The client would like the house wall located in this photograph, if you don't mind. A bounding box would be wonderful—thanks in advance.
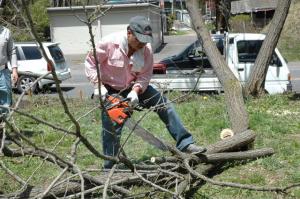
[47,3,162,55]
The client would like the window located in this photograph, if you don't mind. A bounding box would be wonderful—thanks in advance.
[270,53,282,67]
[237,40,263,63]
[48,45,65,62]
[22,46,42,60]
[215,38,224,55]
[190,38,224,57]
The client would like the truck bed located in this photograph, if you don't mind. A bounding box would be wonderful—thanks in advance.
[150,71,223,93]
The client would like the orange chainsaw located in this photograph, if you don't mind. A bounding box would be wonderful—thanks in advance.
[105,95,132,125]
[104,94,167,151]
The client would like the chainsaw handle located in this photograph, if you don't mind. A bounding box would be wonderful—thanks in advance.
[105,95,131,110]
[106,95,130,102]
[104,94,144,111]
[119,97,130,103]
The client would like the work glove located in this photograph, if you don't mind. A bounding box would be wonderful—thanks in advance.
[94,85,108,101]
[127,90,139,107]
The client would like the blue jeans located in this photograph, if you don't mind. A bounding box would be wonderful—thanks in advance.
[0,69,12,118]
[102,85,194,168]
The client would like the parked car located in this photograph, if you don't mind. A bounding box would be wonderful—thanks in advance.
[10,42,71,93]
[153,34,224,74]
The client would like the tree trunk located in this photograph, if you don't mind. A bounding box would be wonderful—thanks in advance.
[215,0,223,30]
[245,0,292,97]
[186,0,249,133]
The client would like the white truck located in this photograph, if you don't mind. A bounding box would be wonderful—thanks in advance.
[151,33,292,94]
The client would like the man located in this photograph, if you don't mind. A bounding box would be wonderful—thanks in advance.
[85,16,206,169]
[0,11,18,120]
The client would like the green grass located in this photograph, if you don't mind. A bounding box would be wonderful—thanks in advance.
[278,0,300,61]
[278,37,300,61]
[1,93,300,198]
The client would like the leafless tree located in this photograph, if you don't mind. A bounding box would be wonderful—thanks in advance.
[187,0,249,133]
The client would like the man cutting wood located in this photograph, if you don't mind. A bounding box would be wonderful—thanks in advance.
[85,16,206,169]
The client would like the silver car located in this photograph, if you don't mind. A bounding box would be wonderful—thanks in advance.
[12,42,71,93]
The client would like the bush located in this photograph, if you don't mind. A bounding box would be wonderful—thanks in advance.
[166,13,176,32]
[3,0,50,41]
[229,14,257,33]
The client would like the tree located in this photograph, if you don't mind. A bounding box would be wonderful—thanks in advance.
[187,0,249,133]
[203,0,292,97]
[2,0,50,41]
[245,0,292,97]
[217,0,231,31]
[185,0,296,195]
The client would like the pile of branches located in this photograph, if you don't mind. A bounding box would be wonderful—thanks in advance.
[2,123,295,199]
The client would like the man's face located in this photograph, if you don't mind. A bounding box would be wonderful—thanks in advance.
[127,30,147,51]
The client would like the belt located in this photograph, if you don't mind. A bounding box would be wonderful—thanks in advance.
[0,64,8,71]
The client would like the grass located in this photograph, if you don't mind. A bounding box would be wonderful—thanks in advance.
[276,0,300,61]
[1,92,300,198]
[278,36,300,61]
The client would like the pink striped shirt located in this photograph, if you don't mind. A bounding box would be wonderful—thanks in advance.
[85,31,153,93]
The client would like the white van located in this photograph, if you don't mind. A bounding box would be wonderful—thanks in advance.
[151,33,292,94]
[12,42,71,93]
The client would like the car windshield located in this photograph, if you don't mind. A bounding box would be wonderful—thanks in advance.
[48,45,65,62]
[174,41,200,58]
[181,36,224,58]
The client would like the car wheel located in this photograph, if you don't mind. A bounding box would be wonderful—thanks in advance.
[17,75,37,93]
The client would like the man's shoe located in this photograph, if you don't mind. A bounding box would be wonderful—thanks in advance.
[184,144,207,154]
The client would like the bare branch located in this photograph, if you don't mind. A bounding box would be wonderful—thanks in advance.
[0,160,27,186]
[16,0,81,138]
[8,108,76,136]
[133,166,180,198]
[183,159,294,193]
[37,167,69,199]
[103,164,117,199]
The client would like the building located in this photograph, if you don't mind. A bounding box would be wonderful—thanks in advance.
[231,0,278,27]
[204,0,217,21]
[47,3,162,55]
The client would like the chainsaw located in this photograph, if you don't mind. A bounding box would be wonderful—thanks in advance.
[104,94,167,151]
[105,95,132,125]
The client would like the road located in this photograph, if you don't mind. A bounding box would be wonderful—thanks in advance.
[46,33,300,98]
[288,62,300,92]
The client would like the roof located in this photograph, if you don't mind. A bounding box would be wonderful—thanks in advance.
[47,3,157,12]
[231,0,278,14]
